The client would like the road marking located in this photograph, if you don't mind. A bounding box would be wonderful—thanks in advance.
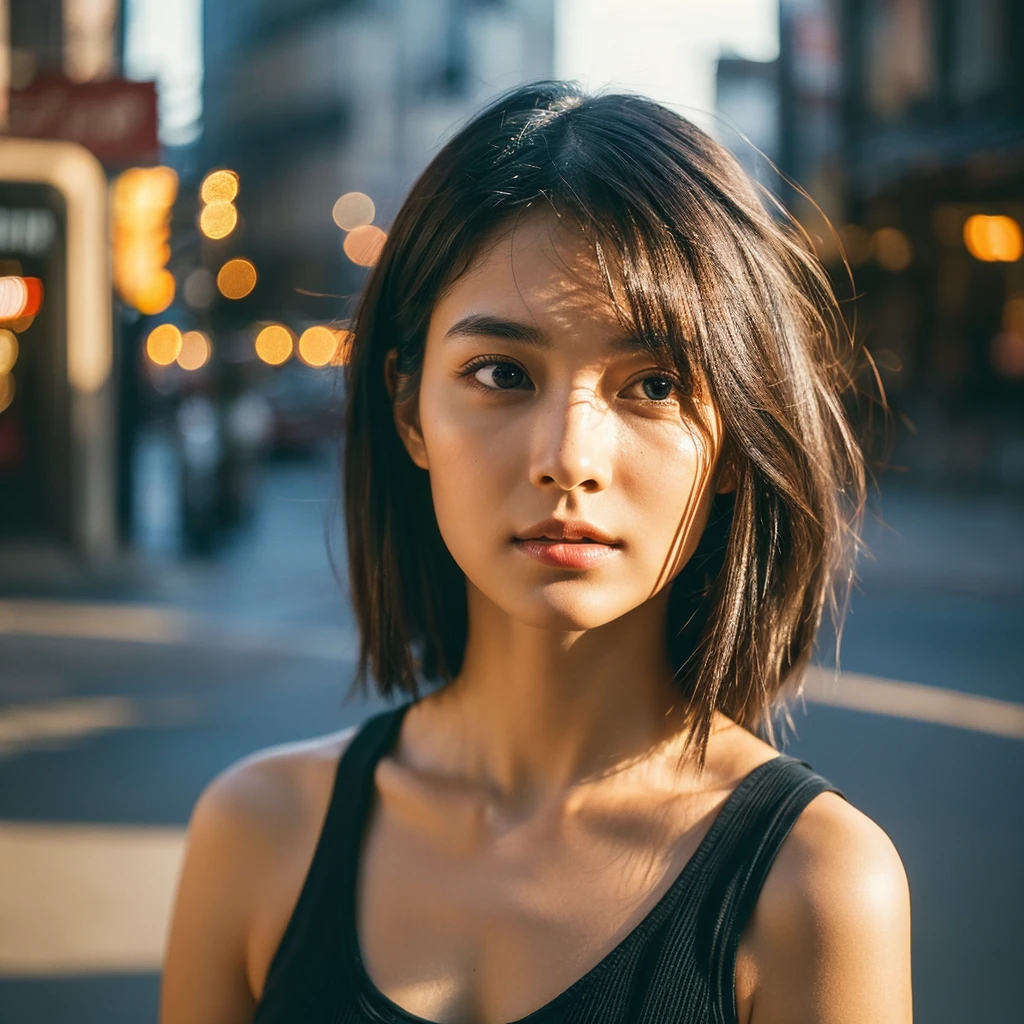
[1,599,1022,740]
[0,696,202,759]
[802,667,1024,741]
[0,597,354,660]
[0,822,185,975]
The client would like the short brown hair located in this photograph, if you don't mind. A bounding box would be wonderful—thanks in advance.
[341,81,867,765]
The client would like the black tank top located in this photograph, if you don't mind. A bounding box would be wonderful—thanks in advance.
[252,701,844,1024]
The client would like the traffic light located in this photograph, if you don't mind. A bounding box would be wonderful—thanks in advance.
[0,137,116,557]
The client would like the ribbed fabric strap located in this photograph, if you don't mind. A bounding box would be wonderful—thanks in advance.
[699,757,845,1024]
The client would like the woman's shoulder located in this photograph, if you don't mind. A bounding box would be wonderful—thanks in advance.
[735,783,913,1023]
[191,726,359,838]
[165,727,361,1013]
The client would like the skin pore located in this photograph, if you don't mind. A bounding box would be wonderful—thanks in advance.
[159,207,912,1024]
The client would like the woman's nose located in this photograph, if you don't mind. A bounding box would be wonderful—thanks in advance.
[528,388,613,493]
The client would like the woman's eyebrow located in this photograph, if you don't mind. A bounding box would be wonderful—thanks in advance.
[444,313,549,347]
[443,313,651,354]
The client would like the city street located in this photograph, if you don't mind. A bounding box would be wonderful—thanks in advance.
[1,451,1022,1024]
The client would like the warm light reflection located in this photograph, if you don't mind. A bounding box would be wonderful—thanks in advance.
[217,258,257,299]
[298,326,339,367]
[0,373,14,413]
[344,225,387,267]
[177,331,212,371]
[255,325,294,365]
[200,202,238,240]
[146,324,183,366]
[872,227,912,272]
[0,330,18,375]
[200,170,239,205]
[332,192,376,231]
[964,215,1024,262]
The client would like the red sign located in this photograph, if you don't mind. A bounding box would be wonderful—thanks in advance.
[8,76,159,168]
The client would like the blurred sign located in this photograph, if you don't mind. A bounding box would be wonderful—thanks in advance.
[8,76,158,167]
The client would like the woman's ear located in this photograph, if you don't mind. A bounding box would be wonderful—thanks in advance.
[385,347,430,471]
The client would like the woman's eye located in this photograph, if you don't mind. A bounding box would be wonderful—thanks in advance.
[635,375,678,402]
[466,359,530,391]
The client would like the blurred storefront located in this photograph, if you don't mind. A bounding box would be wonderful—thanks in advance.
[777,0,1024,491]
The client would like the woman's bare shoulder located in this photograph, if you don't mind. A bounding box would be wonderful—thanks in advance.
[193,726,359,836]
[160,727,360,1023]
[737,789,913,1024]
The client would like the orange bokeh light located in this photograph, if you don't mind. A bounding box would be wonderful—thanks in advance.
[200,202,238,240]
[200,170,239,205]
[134,268,176,316]
[298,326,339,367]
[343,225,387,267]
[255,325,294,366]
[964,215,1024,262]
[146,324,183,366]
[217,258,258,299]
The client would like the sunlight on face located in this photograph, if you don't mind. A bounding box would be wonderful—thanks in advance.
[399,210,730,631]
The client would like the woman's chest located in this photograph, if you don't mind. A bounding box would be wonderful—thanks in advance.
[355,790,721,1024]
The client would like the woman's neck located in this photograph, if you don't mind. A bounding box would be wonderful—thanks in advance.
[408,582,708,811]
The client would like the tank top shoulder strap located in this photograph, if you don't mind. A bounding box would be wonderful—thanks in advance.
[692,754,846,1024]
[255,701,412,1013]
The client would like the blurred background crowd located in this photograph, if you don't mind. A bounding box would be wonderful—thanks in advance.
[0,1,1021,1022]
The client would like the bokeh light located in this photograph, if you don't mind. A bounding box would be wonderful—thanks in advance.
[146,323,183,366]
[183,267,216,310]
[873,227,913,272]
[217,258,258,300]
[0,276,43,319]
[0,373,14,413]
[963,215,1023,263]
[134,268,176,315]
[839,224,872,266]
[200,202,238,240]
[332,192,376,231]
[255,324,294,366]
[0,329,18,375]
[200,170,239,205]
[343,225,387,267]
[298,326,339,367]
[7,314,34,333]
[177,330,212,371]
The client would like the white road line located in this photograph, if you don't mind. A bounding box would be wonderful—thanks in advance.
[802,667,1024,741]
[0,823,185,975]
[1,599,1022,740]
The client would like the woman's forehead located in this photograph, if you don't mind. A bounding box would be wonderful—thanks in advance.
[435,210,627,331]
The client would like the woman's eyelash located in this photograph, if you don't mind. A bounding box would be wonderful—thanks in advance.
[458,356,686,402]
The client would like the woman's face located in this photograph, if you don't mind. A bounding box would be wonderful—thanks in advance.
[392,210,733,631]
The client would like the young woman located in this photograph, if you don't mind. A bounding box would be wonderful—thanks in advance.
[161,82,912,1024]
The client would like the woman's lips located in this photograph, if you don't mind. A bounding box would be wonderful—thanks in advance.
[512,538,621,569]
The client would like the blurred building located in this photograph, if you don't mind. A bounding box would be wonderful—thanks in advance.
[715,54,780,189]
[200,0,556,323]
[778,0,1024,490]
